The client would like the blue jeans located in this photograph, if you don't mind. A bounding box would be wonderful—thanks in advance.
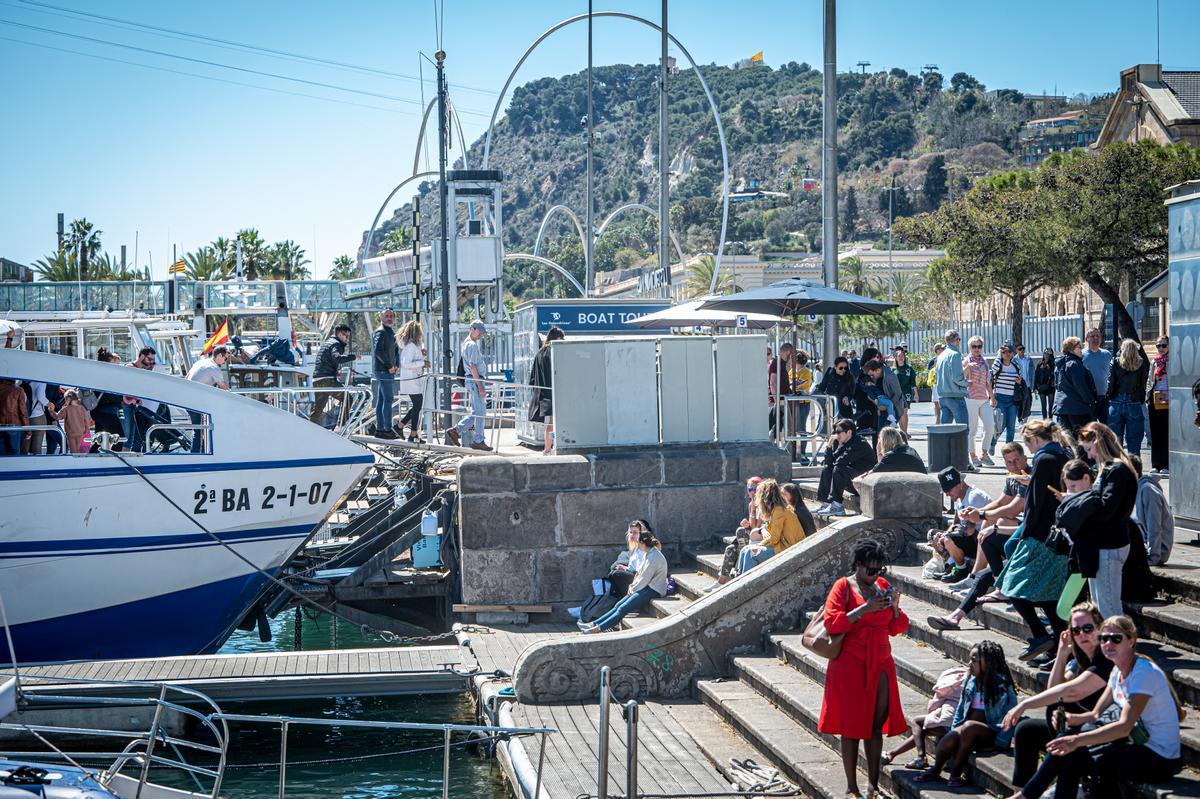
[736,545,775,575]
[592,587,662,631]
[939,396,968,424]
[996,395,1018,444]
[189,410,206,453]
[373,371,395,433]
[454,384,487,444]
[121,405,145,452]
[0,430,20,455]
[1108,397,1145,454]
[1089,544,1129,622]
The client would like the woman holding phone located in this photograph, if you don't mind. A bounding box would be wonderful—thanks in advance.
[818,540,910,799]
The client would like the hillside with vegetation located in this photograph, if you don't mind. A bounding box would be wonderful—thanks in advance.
[372,62,1111,298]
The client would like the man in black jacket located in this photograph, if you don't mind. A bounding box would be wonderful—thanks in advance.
[371,309,400,438]
[309,324,355,425]
[815,419,877,517]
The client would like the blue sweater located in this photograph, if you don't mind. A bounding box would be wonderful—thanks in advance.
[1052,353,1097,416]
[935,345,968,399]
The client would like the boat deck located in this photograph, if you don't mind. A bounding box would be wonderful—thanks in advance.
[7,645,466,701]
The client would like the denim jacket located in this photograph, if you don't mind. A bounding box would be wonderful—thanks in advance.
[950,674,1019,748]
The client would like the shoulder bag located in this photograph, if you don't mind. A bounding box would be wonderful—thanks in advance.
[802,578,851,660]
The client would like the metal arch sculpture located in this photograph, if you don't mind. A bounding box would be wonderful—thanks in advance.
[481,11,731,295]
[358,171,438,271]
[503,253,587,297]
[412,98,472,176]
[532,205,587,258]
[595,202,686,265]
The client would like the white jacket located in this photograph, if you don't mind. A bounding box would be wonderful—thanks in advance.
[397,341,426,395]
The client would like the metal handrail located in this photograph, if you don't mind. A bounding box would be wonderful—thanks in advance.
[0,423,66,451]
[776,393,838,461]
[234,385,373,437]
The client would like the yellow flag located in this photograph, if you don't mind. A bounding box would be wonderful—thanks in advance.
[750,51,763,63]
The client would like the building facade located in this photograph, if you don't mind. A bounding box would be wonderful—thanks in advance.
[1094,64,1200,148]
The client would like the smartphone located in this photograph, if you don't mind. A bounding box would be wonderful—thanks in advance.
[1047,484,1064,497]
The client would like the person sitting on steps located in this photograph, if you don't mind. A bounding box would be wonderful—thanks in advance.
[579,526,668,634]
[881,664,968,771]
[814,419,877,518]
[915,641,1018,788]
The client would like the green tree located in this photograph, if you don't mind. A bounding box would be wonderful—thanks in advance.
[949,72,982,92]
[33,251,76,281]
[184,247,231,281]
[264,240,310,280]
[843,187,859,240]
[329,254,357,281]
[1037,141,1200,342]
[895,172,1070,346]
[838,256,877,296]
[922,155,948,209]
[378,227,412,255]
[235,229,267,280]
[64,218,101,280]
[686,255,741,297]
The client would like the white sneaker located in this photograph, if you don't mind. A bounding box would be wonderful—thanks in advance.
[826,502,847,517]
[948,574,978,593]
[703,583,722,594]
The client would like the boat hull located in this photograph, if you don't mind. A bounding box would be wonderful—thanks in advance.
[0,457,371,664]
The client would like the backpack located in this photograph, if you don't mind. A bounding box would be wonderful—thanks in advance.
[80,389,101,412]
[579,586,621,623]
[455,356,466,387]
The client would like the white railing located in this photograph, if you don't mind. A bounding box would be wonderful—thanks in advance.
[233,385,373,438]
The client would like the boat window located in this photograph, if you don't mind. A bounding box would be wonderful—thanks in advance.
[28,331,78,358]
[84,328,133,363]
[0,375,212,457]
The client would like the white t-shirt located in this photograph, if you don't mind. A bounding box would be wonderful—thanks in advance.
[1109,657,1181,760]
[955,486,992,515]
[186,357,225,387]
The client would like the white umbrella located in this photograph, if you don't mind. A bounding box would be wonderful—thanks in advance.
[624,298,791,330]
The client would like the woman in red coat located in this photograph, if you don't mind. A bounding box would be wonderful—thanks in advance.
[819,539,910,799]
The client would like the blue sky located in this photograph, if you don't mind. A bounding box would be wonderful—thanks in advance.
[2,0,1197,279]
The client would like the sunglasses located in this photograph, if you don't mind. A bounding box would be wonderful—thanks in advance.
[970,345,982,349]
[1157,344,1168,349]
[835,366,847,372]
[864,566,887,577]
[1070,623,1095,636]
[1098,633,1126,644]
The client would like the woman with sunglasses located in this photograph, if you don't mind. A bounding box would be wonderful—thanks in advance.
[1008,616,1183,799]
[964,336,997,469]
[816,356,857,420]
[710,477,765,590]
[580,525,668,634]
[735,479,805,575]
[1002,603,1112,789]
[818,539,908,799]
[1149,337,1169,474]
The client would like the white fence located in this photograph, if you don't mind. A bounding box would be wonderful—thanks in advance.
[871,314,1086,357]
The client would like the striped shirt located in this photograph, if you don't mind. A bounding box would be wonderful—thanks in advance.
[992,361,1021,397]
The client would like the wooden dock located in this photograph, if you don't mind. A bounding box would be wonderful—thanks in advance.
[8,645,466,702]
[458,623,739,799]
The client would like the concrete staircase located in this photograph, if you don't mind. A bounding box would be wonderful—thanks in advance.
[626,507,1200,799]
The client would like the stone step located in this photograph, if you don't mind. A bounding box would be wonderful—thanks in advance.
[694,677,902,799]
[672,570,716,602]
[688,550,725,579]
[662,700,793,793]
[705,658,992,799]
[795,477,861,513]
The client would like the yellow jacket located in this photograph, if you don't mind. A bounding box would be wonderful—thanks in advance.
[761,505,806,552]
[792,365,813,395]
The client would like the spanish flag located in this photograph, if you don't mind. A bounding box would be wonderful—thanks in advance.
[750,51,763,63]
[202,320,230,355]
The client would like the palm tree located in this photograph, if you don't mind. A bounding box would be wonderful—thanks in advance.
[378,227,412,255]
[32,251,76,281]
[838,256,878,297]
[211,236,235,274]
[87,252,140,281]
[329,254,357,281]
[264,240,310,280]
[184,247,231,281]
[686,255,741,297]
[64,218,102,280]
[235,229,267,280]
[886,270,925,307]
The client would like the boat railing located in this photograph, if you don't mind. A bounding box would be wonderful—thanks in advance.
[0,424,66,450]
[1,677,230,799]
[144,422,213,454]
[232,385,373,438]
[206,712,555,799]
[384,371,537,450]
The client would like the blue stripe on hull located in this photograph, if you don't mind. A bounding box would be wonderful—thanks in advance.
[1,570,275,665]
[0,453,373,481]
[0,523,314,556]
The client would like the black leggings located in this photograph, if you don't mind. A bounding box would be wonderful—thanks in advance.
[957,529,1011,616]
[399,393,423,429]
[1023,740,1181,799]
[817,464,861,504]
[1039,392,1052,419]
[1011,598,1066,641]
[1012,717,1054,787]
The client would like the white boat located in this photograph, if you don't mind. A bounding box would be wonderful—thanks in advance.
[0,348,374,664]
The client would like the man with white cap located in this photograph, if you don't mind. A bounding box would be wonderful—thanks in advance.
[446,320,492,451]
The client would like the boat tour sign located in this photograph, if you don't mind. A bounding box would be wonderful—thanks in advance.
[534,302,670,333]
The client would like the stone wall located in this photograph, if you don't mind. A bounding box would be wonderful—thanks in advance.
[511,472,943,702]
[456,443,791,608]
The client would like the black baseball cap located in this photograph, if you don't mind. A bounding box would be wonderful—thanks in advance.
[938,467,963,493]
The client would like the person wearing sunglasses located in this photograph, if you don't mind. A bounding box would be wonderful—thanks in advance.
[1008,615,1183,799]
[1002,603,1111,790]
[818,539,908,799]
[1148,337,1169,474]
[814,419,877,517]
[815,355,857,420]
[709,477,765,590]
[963,336,997,469]
[1052,336,1098,440]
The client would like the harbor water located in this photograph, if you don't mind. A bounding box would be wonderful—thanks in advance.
[207,614,508,798]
